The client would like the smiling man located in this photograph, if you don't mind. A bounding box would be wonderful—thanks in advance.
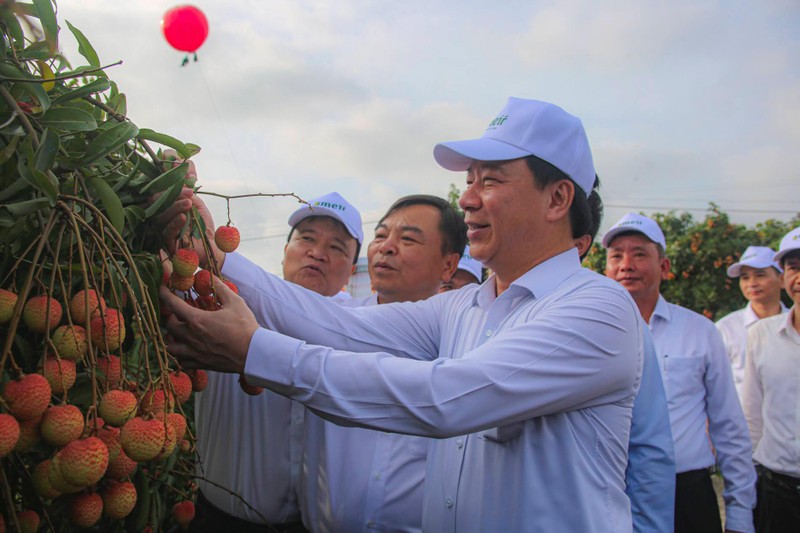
[603,213,756,533]
[161,97,643,532]
[192,192,362,533]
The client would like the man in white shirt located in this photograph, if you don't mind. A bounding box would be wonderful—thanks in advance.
[439,245,483,292]
[603,213,756,533]
[716,246,785,398]
[161,97,643,532]
[299,194,465,533]
[742,226,800,533]
[192,192,363,533]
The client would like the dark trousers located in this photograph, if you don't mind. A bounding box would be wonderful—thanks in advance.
[189,491,308,533]
[754,465,800,533]
[674,468,723,533]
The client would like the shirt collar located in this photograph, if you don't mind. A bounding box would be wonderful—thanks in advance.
[744,301,789,326]
[651,294,672,323]
[777,306,798,336]
[474,248,582,308]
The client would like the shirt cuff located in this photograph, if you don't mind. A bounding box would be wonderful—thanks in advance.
[243,328,303,392]
[724,504,755,533]
[220,251,252,282]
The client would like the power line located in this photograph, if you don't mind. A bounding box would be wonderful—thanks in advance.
[604,204,798,215]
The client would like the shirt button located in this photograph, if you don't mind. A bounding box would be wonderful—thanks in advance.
[445,498,454,508]
[456,439,464,449]
[485,329,492,337]
[374,473,381,480]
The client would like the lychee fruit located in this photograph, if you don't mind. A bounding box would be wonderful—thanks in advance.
[0,288,18,324]
[140,388,175,416]
[16,510,40,533]
[59,436,109,487]
[41,356,77,395]
[215,225,240,253]
[96,354,122,387]
[170,272,195,292]
[172,500,196,530]
[51,324,88,361]
[97,426,121,461]
[69,289,106,325]
[120,417,167,462]
[22,295,62,333]
[90,308,126,351]
[102,480,138,519]
[169,371,193,405]
[155,419,178,460]
[173,249,199,277]
[106,446,137,480]
[2,373,51,421]
[0,413,20,457]
[48,452,84,494]
[69,492,103,527]
[239,374,264,396]
[223,279,239,294]
[32,459,61,499]
[41,404,84,447]
[193,269,213,297]
[188,369,208,392]
[99,390,138,427]
[14,416,42,452]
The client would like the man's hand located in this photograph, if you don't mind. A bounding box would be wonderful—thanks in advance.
[160,275,258,373]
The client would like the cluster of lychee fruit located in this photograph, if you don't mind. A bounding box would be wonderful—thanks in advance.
[0,284,208,529]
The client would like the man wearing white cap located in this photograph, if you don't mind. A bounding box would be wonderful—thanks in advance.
[162,97,643,532]
[440,245,483,292]
[716,246,786,399]
[603,212,756,533]
[192,192,362,532]
[742,226,800,532]
[299,194,465,533]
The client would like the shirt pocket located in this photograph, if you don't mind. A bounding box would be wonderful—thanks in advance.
[663,356,704,404]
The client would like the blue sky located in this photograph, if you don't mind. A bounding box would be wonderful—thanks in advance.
[56,0,800,273]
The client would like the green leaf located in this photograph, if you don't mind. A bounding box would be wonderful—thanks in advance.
[31,0,59,52]
[139,162,188,194]
[0,136,21,166]
[65,20,101,68]
[19,40,53,60]
[77,120,138,166]
[18,161,57,204]
[0,8,25,48]
[0,197,51,216]
[88,176,124,233]
[38,106,98,131]
[0,63,51,112]
[137,128,194,159]
[34,128,59,172]
[143,179,183,219]
[124,205,146,226]
[51,78,110,105]
[184,143,202,157]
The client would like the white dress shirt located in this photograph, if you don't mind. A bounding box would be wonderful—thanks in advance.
[300,293,429,533]
[742,307,800,478]
[223,249,643,533]
[648,296,756,533]
[716,303,787,398]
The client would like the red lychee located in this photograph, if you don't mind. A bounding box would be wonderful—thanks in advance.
[22,295,62,333]
[96,354,122,387]
[106,446,137,480]
[172,500,196,530]
[31,459,61,499]
[42,356,77,395]
[51,324,88,361]
[14,416,42,452]
[59,437,109,487]
[90,308,126,351]
[172,249,199,277]
[41,404,84,447]
[102,480,138,519]
[69,492,103,527]
[99,390,138,427]
[170,272,195,292]
[0,413,20,457]
[16,510,40,533]
[0,288,18,324]
[2,373,51,421]
[169,371,193,405]
[120,417,167,462]
[69,289,106,325]
[140,388,175,416]
[193,269,213,297]
[223,279,239,294]
[187,369,208,392]
[47,452,84,494]
[215,225,240,253]
[238,374,264,396]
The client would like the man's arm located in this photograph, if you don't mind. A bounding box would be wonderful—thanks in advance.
[703,323,756,533]
[626,326,676,533]
[741,326,764,449]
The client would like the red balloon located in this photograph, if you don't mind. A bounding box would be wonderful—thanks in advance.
[161,5,209,53]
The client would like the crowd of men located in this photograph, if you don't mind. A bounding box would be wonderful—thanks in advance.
[157,97,800,533]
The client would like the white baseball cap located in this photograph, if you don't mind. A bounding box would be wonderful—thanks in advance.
[773,226,800,265]
[288,192,364,245]
[727,245,782,277]
[433,97,596,195]
[456,246,483,282]
[601,213,667,250]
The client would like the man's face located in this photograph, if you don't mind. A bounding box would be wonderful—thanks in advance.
[457,159,551,276]
[782,255,800,306]
[605,233,670,303]
[439,269,480,293]
[738,266,783,306]
[282,217,357,297]
[367,204,458,303]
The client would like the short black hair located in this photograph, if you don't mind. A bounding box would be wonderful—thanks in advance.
[781,249,800,268]
[524,155,599,241]
[287,215,361,264]
[379,195,467,257]
[579,175,603,261]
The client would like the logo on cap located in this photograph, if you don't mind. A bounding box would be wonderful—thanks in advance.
[619,220,643,227]
[486,114,509,131]
[314,201,346,212]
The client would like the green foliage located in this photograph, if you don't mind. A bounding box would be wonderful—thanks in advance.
[584,204,800,320]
